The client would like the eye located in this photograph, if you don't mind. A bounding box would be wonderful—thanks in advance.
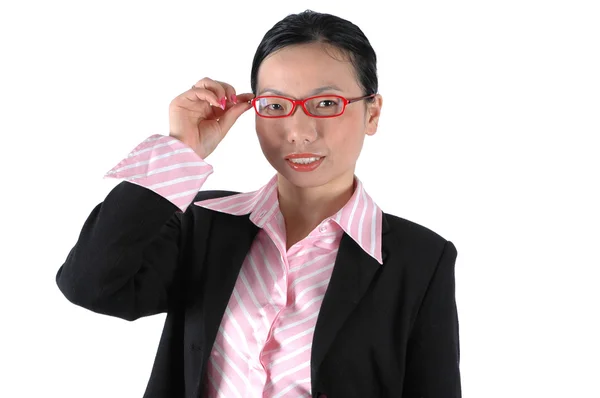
[268,104,283,110]
[317,99,338,108]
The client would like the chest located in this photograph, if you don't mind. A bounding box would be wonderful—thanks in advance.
[202,226,345,396]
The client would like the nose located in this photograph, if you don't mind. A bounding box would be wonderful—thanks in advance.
[285,105,318,144]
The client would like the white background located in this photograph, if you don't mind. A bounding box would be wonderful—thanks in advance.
[1,0,598,397]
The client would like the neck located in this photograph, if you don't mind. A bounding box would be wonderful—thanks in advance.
[277,171,356,249]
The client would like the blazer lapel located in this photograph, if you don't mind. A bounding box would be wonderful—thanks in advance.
[310,214,391,386]
[187,212,259,396]
[201,212,259,354]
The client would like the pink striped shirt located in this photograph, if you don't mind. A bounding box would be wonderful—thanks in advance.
[104,134,383,397]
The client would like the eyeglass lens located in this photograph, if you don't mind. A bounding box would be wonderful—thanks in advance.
[256,96,344,117]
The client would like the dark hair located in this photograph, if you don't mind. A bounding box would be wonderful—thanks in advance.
[250,10,378,99]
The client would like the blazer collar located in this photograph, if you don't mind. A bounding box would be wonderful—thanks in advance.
[193,174,384,264]
[192,210,393,397]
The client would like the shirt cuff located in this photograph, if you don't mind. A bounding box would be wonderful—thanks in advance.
[103,134,213,212]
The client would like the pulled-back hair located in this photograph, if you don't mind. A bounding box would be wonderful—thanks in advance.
[250,10,378,99]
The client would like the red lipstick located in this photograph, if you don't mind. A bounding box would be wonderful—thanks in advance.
[285,153,325,172]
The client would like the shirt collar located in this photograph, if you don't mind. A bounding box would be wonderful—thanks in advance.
[193,175,383,264]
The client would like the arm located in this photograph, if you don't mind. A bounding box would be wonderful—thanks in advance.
[55,134,212,321]
[403,240,462,397]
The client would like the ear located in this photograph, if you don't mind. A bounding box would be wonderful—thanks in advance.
[365,94,383,136]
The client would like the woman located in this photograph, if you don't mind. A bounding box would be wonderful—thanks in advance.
[56,9,461,398]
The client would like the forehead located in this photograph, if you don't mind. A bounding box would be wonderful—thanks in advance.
[256,42,361,96]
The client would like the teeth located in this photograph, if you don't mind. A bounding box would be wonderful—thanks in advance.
[289,157,321,164]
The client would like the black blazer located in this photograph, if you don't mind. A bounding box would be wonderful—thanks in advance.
[56,181,461,398]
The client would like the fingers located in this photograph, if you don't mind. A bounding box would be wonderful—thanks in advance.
[235,93,255,104]
[214,80,238,105]
[184,86,221,109]
[192,77,239,109]
[217,93,254,133]
[182,77,255,138]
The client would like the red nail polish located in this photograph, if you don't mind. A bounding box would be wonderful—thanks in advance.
[220,97,226,109]
[231,94,237,104]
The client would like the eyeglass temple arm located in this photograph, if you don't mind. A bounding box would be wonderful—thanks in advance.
[347,93,376,103]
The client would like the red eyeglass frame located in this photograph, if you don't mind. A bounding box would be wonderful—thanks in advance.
[250,93,376,118]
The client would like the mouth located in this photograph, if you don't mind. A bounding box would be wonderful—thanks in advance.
[284,154,325,172]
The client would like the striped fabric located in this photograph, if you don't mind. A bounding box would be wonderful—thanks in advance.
[103,134,213,212]
[104,134,383,397]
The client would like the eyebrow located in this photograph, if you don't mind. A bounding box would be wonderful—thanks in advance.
[258,85,344,98]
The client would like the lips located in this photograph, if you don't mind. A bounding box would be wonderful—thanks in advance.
[284,153,325,172]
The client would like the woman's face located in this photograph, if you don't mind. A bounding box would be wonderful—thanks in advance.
[255,42,382,191]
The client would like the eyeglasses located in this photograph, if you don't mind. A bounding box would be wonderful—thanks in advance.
[251,94,376,118]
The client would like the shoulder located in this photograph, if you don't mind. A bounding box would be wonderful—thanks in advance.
[382,211,452,255]
[380,213,457,289]
[193,189,240,201]
[178,190,242,221]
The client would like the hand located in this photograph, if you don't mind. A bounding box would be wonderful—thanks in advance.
[168,77,254,159]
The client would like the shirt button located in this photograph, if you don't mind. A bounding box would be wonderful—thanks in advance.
[258,210,267,218]
[319,224,327,233]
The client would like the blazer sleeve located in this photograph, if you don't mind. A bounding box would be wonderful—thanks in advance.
[55,181,188,321]
[403,240,461,397]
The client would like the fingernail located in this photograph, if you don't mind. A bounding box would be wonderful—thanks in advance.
[220,97,226,110]
[231,94,237,104]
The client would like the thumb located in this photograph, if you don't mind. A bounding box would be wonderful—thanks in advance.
[217,93,254,133]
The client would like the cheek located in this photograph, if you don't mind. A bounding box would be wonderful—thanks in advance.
[255,123,280,159]
[325,117,365,155]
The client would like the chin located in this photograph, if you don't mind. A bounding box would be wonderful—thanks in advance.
[279,170,330,188]
[270,162,327,188]
[275,163,351,191]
